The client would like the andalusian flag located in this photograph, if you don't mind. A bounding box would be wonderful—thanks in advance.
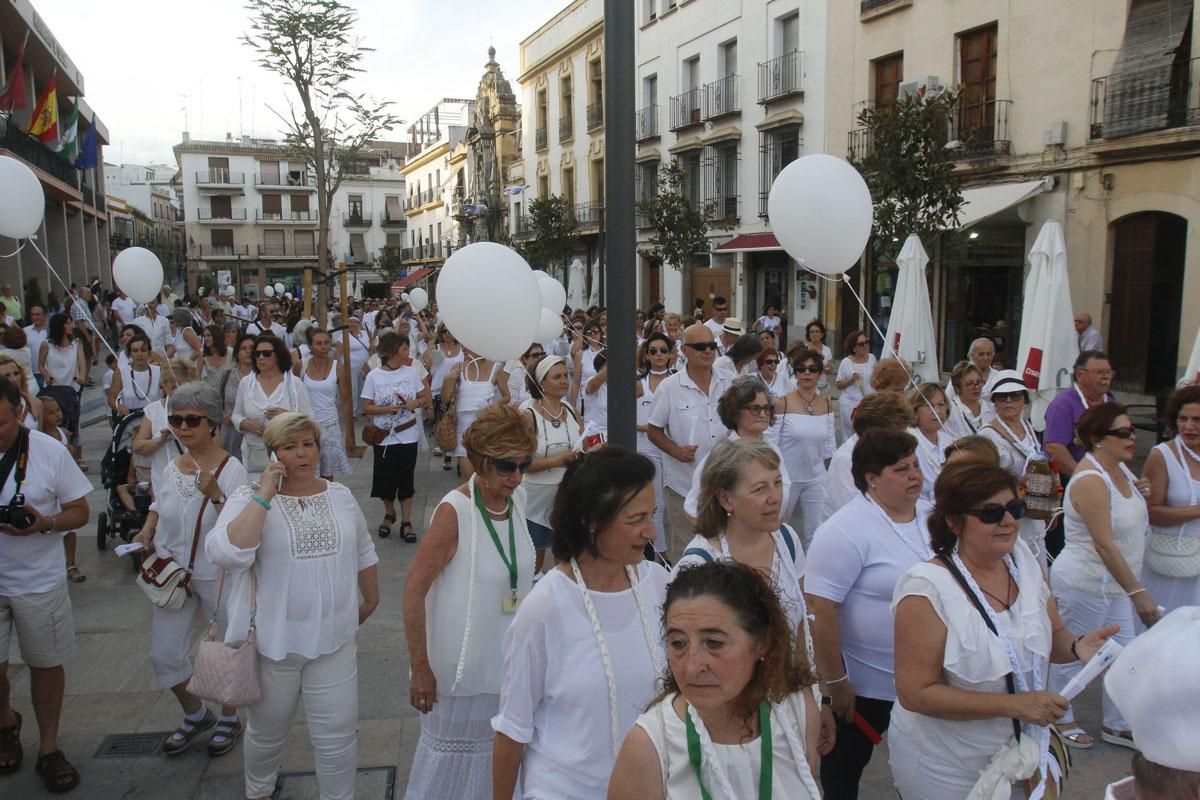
[57,99,79,161]
[27,73,59,145]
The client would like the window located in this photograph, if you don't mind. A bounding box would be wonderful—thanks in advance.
[261,194,282,218]
[676,149,703,209]
[873,52,904,112]
[291,194,310,214]
[561,75,575,141]
[779,12,800,56]
[636,160,659,205]
[589,59,603,105]
[592,157,605,205]
[957,24,998,139]
[210,196,232,219]
[207,157,229,181]
[683,56,700,93]
[286,168,306,187]
[644,74,658,107]
[294,230,315,255]
[350,233,367,261]
[211,229,234,254]
[538,174,550,199]
[758,124,801,218]
[562,166,575,206]
[386,233,402,249]
[385,195,401,221]
[260,161,281,184]
[720,40,738,78]
[262,229,285,255]
[643,0,657,24]
[704,142,739,220]
[348,194,364,222]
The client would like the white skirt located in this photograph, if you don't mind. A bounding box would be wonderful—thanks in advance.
[316,414,353,477]
[404,692,499,800]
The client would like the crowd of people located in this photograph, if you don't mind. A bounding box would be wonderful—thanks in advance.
[0,280,1197,800]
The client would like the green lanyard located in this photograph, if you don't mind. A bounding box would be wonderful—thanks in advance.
[474,486,517,593]
[685,702,773,800]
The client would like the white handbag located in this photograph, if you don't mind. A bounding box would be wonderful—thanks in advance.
[187,568,261,707]
[1145,442,1200,578]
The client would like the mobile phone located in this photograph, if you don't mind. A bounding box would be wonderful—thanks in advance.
[269,452,283,491]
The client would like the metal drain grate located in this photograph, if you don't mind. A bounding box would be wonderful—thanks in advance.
[275,766,396,799]
[94,732,169,758]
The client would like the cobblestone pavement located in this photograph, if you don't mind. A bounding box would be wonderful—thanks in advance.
[0,381,1141,799]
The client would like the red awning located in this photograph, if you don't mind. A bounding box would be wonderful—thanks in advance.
[714,233,782,253]
[392,268,433,291]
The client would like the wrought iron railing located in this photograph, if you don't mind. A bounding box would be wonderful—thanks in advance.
[192,244,249,258]
[535,127,548,151]
[1090,57,1199,139]
[847,127,874,162]
[198,208,248,221]
[758,126,802,218]
[195,170,244,185]
[670,88,703,131]
[704,75,740,119]
[587,101,604,130]
[257,210,317,222]
[947,98,1012,157]
[758,51,803,103]
[636,105,660,140]
[559,114,573,143]
[342,213,371,227]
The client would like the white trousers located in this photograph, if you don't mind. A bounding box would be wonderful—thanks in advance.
[639,449,668,553]
[1046,578,1133,731]
[783,478,826,550]
[150,577,225,689]
[244,640,359,800]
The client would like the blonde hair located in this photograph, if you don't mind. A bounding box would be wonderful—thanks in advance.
[871,357,911,393]
[695,438,782,538]
[0,355,29,389]
[167,357,194,385]
[263,411,323,453]
[463,404,538,472]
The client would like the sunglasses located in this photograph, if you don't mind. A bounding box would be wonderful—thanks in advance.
[685,342,720,352]
[254,350,276,359]
[794,364,822,374]
[855,340,869,347]
[168,414,207,429]
[992,392,1024,403]
[526,352,546,359]
[965,499,1027,524]
[762,359,779,366]
[1106,426,1136,440]
[493,455,534,475]
[647,347,671,355]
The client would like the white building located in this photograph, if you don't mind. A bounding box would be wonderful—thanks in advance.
[104,162,180,218]
[328,142,409,296]
[636,0,828,331]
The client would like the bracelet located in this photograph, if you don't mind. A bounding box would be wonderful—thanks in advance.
[43,514,57,534]
[251,495,271,511]
[1070,636,1082,661]
[1127,587,1146,597]
[825,674,850,686]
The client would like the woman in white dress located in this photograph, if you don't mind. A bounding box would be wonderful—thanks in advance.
[429,325,463,470]
[108,334,161,417]
[300,329,352,480]
[231,334,312,480]
[402,405,538,799]
[611,559,821,799]
[891,460,1117,800]
[907,382,954,503]
[443,348,509,481]
[636,334,675,557]
[39,313,86,443]
[196,324,231,395]
[804,319,835,392]
[132,383,249,757]
[944,361,990,439]
[772,349,836,546]
[167,308,201,364]
[221,333,255,457]
[757,348,793,401]
[206,412,379,800]
[582,350,610,436]
[492,447,669,800]
[1048,402,1160,750]
[1141,385,1200,614]
[345,315,373,418]
[835,329,876,443]
[571,318,605,410]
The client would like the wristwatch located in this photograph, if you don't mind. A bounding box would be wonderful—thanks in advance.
[820,695,833,707]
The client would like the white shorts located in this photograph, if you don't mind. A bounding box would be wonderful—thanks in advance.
[0,582,77,668]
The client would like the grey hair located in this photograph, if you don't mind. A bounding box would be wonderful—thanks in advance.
[695,438,782,538]
[171,307,193,327]
[717,375,773,430]
[168,381,223,430]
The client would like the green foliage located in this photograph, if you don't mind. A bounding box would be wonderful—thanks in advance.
[376,245,406,283]
[851,91,965,255]
[637,162,713,270]
[197,274,218,294]
[521,195,579,278]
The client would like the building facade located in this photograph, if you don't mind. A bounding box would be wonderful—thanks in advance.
[329,141,409,297]
[105,162,185,283]
[827,0,1200,391]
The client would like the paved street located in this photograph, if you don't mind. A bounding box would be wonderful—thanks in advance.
[0,383,1143,799]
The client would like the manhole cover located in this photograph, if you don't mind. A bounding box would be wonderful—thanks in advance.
[275,766,396,799]
[94,732,169,758]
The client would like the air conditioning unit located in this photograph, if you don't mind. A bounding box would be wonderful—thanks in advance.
[898,76,945,101]
[1042,121,1067,146]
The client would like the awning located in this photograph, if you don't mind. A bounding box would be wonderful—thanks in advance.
[714,233,782,253]
[392,268,433,291]
[955,177,1054,230]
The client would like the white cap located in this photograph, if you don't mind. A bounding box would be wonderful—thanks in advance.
[1104,606,1200,771]
[986,369,1027,398]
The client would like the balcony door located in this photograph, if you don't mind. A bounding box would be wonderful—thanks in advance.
[873,52,903,112]
[260,161,281,184]
[958,25,998,140]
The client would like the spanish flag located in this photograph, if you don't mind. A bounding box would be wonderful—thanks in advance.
[28,73,59,145]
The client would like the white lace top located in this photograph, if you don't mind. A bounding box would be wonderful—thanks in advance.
[149,457,250,581]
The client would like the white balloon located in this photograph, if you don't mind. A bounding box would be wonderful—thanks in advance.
[274,282,285,295]
[264,285,276,297]
[437,242,540,362]
[0,156,45,239]
[400,292,410,303]
[537,274,567,313]
[224,285,236,296]
[408,287,429,313]
[767,154,874,276]
[536,307,563,342]
[285,292,293,300]
[112,247,165,304]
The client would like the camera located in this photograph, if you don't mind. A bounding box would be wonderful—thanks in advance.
[0,493,36,530]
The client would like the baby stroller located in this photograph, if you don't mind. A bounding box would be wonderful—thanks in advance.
[97,409,151,567]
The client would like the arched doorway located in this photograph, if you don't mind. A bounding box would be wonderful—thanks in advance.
[1108,212,1188,393]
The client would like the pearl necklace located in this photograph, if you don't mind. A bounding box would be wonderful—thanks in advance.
[649,368,671,376]
[539,399,566,429]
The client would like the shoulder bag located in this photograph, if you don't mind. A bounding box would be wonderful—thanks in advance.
[433,378,459,453]
[137,456,232,610]
[1145,441,1200,578]
[187,567,262,707]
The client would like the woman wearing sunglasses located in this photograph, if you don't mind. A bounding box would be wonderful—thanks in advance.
[891,461,1116,800]
[221,334,256,459]
[231,334,312,481]
[756,347,794,399]
[1047,402,1158,750]
[773,349,836,547]
[133,383,250,758]
[402,405,538,799]
[835,329,876,443]
[806,319,834,392]
[636,333,675,556]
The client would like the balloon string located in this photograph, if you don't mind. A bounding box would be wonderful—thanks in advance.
[0,240,27,258]
[26,239,120,361]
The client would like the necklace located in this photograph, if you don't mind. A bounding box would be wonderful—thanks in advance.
[474,485,519,613]
[794,389,818,415]
[539,399,566,429]
[865,493,932,562]
[969,563,1016,610]
[649,367,671,376]
[686,702,773,800]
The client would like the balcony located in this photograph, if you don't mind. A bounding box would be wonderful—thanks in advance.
[703,75,740,120]
[512,213,533,239]
[197,208,248,222]
[572,201,604,230]
[946,99,1012,158]
[670,88,703,131]
[587,101,604,131]
[192,244,250,259]
[380,211,406,228]
[847,127,874,162]
[559,114,574,143]
[0,115,78,190]
[342,212,372,228]
[535,127,548,151]
[1090,57,1200,140]
[256,210,318,223]
[344,251,373,267]
[194,171,245,191]
[258,242,317,259]
[255,173,315,190]
[758,51,804,104]
[405,242,445,261]
[636,105,660,141]
[404,190,438,213]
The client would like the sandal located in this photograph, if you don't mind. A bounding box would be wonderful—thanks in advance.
[442,456,452,471]
[378,514,396,538]
[163,708,216,755]
[1102,727,1137,750]
[400,522,417,543]
[34,749,80,793]
[207,717,243,757]
[66,565,86,583]
[1055,724,1094,749]
[0,710,22,774]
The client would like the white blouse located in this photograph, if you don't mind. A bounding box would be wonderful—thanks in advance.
[150,457,249,581]
[206,480,379,660]
[231,372,313,431]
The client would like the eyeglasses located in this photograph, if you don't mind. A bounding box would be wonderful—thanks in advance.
[794,364,822,374]
[254,350,276,359]
[526,352,546,360]
[743,404,772,416]
[965,499,1027,524]
[168,414,207,429]
[855,340,869,347]
[684,342,719,352]
[492,455,534,475]
[762,359,779,367]
[1083,369,1115,378]
[647,347,671,355]
[1106,426,1136,440]
[992,392,1024,403]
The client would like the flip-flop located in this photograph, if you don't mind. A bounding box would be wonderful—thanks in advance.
[1102,727,1136,750]
[1055,725,1094,749]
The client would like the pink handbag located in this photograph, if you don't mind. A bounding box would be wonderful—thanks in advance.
[187,569,262,707]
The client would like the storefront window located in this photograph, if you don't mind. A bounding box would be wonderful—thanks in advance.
[940,227,1025,370]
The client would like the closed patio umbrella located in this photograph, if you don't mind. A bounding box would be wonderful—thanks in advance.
[566,257,586,310]
[1181,325,1200,387]
[882,234,940,384]
[1016,220,1079,430]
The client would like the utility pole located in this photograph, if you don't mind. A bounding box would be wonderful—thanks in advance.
[338,262,359,455]
[604,0,635,449]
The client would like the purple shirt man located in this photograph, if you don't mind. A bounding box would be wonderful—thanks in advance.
[1044,350,1115,477]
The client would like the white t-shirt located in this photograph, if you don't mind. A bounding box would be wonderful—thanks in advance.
[821,435,859,522]
[360,365,424,446]
[805,493,933,701]
[0,430,94,596]
[246,320,286,341]
[683,433,792,519]
[132,313,171,355]
[23,325,48,374]
[646,368,734,496]
[112,295,137,326]
[492,561,669,800]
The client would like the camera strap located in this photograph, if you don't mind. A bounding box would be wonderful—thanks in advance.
[0,427,28,500]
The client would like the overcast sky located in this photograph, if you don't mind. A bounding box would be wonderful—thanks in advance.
[35,0,566,165]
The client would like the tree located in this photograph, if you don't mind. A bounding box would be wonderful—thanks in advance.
[376,245,405,284]
[850,90,965,255]
[637,162,713,270]
[520,195,578,281]
[242,0,400,310]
